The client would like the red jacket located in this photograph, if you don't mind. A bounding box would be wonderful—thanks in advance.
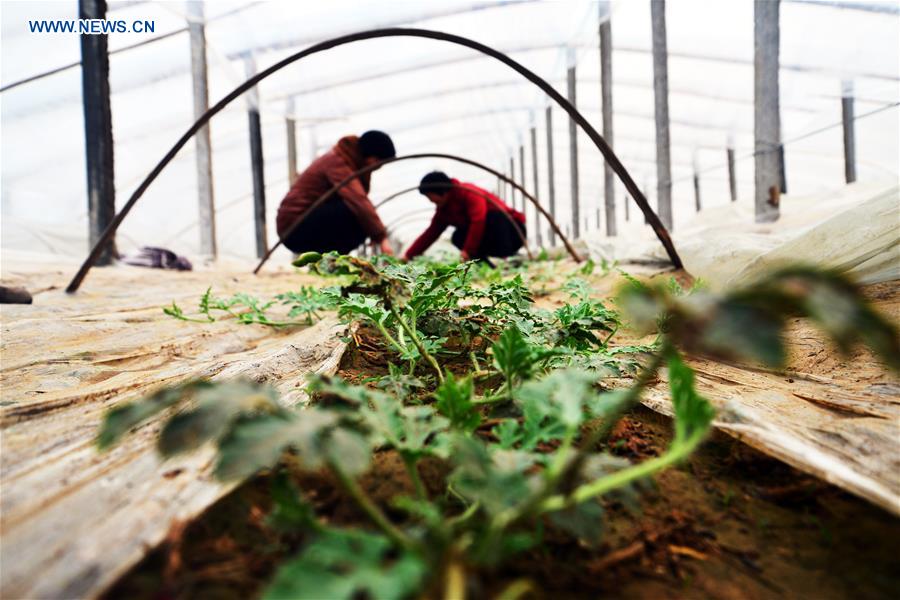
[404,180,525,259]
[276,136,387,242]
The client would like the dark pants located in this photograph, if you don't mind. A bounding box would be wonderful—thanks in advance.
[451,211,526,259]
[281,197,367,255]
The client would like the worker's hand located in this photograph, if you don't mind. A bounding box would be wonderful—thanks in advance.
[460,250,471,262]
[378,238,394,256]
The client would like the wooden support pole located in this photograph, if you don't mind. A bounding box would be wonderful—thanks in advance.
[530,125,542,247]
[754,0,782,222]
[727,140,737,201]
[509,156,516,210]
[79,0,116,265]
[567,61,580,239]
[651,0,673,231]
[286,97,298,186]
[187,1,216,257]
[518,142,526,233]
[545,106,557,246]
[841,80,857,183]
[600,5,616,236]
[244,54,268,258]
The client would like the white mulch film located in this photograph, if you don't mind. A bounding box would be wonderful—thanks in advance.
[1,0,898,268]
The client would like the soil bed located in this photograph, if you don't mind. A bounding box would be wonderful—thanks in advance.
[105,330,900,599]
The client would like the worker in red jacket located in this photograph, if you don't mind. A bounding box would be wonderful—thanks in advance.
[403,171,526,262]
[276,131,395,256]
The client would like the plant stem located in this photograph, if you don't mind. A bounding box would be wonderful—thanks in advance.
[469,351,481,373]
[391,306,444,384]
[443,559,466,600]
[402,454,428,501]
[374,320,408,356]
[495,579,535,600]
[539,429,706,512]
[329,459,417,552]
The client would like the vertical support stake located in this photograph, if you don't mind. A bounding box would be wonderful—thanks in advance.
[651,0,673,231]
[79,0,116,265]
[566,56,580,239]
[244,54,268,258]
[188,0,216,257]
[754,0,782,222]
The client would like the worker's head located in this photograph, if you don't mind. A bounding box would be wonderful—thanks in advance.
[419,171,454,206]
[358,130,396,169]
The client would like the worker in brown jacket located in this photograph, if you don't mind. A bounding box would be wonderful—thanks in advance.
[276,131,395,256]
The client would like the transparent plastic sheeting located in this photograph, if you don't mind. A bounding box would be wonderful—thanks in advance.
[584,181,900,288]
[1,0,898,265]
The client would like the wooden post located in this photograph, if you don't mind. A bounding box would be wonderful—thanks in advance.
[518,142,526,233]
[286,97,298,186]
[545,106,557,247]
[651,0,673,231]
[600,4,616,236]
[509,156,516,211]
[244,54,268,258]
[624,190,630,221]
[567,58,580,238]
[530,124,542,247]
[79,0,116,265]
[841,80,856,183]
[727,138,737,202]
[754,0,781,222]
[187,1,216,257]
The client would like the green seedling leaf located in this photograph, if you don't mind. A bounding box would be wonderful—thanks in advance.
[548,500,605,546]
[491,327,562,393]
[97,380,212,449]
[267,471,319,532]
[308,375,393,407]
[449,435,538,518]
[515,369,599,430]
[493,419,523,449]
[324,427,372,477]
[264,528,426,600]
[213,410,340,480]
[362,395,449,460]
[292,251,323,267]
[433,372,481,432]
[158,380,282,456]
[667,352,715,446]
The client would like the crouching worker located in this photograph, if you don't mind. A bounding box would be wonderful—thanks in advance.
[276,131,395,256]
[403,171,526,262]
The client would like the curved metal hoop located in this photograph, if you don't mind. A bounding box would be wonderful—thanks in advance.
[67,27,681,293]
[254,152,557,273]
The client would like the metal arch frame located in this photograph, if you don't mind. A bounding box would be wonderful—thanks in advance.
[255,152,555,273]
[67,27,681,293]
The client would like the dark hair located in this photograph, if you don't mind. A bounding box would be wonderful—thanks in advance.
[419,171,453,196]
[358,130,396,160]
